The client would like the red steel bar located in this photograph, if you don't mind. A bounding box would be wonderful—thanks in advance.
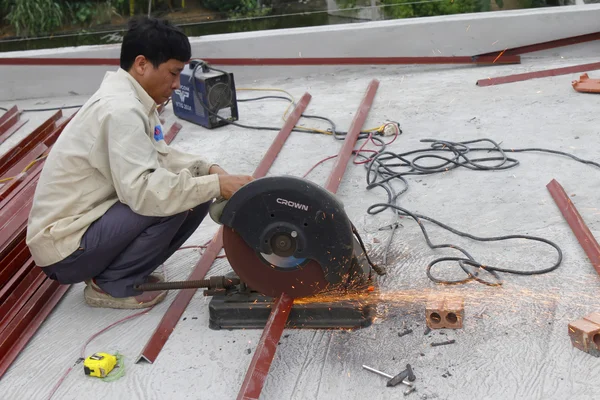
[0,110,76,378]
[479,31,600,57]
[0,142,47,188]
[547,179,600,275]
[0,110,61,177]
[0,260,43,335]
[236,79,380,400]
[0,106,28,145]
[0,277,69,378]
[0,106,18,125]
[202,56,521,66]
[0,242,31,290]
[236,294,294,400]
[0,183,37,259]
[0,55,521,66]
[136,92,313,364]
[43,114,75,148]
[476,61,600,87]
[324,79,380,193]
[0,160,45,203]
[0,106,18,132]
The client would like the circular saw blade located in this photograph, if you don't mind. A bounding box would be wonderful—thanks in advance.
[223,226,329,298]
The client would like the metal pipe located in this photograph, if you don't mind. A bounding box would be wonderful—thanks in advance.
[134,277,240,292]
[362,365,413,387]
[362,364,392,379]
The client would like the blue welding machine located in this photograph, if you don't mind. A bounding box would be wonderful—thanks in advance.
[172,60,239,129]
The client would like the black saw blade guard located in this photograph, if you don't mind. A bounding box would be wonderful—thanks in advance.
[220,175,355,286]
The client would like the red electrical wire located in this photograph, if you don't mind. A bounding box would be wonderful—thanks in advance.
[304,123,400,177]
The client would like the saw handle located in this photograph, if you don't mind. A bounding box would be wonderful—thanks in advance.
[209,197,228,224]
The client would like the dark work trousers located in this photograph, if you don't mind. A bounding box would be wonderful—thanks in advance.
[42,201,211,298]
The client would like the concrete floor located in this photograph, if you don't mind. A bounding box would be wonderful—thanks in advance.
[2,46,600,400]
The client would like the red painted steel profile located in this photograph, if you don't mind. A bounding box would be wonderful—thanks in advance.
[0,109,76,378]
[237,294,294,400]
[236,79,380,400]
[0,106,28,145]
[0,260,43,335]
[0,114,73,204]
[1,142,48,183]
[0,277,69,378]
[476,61,600,87]
[324,79,380,193]
[547,179,600,275]
[136,92,313,364]
[202,56,521,66]
[0,160,45,203]
[478,31,600,57]
[0,174,39,258]
[0,55,521,66]
[0,106,18,134]
[0,106,17,125]
[0,242,30,291]
[0,110,62,177]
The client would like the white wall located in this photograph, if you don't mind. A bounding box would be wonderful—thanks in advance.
[1,5,600,101]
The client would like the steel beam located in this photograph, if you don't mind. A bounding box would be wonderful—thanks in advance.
[0,106,28,146]
[0,110,75,378]
[201,56,521,66]
[0,277,69,378]
[476,61,600,87]
[0,160,44,203]
[0,241,31,292]
[0,55,521,66]
[0,259,43,335]
[324,79,380,193]
[136,92,313,364]
[478,31,600,57]
[0,111,61,178]
[236,294,294,400]
[547,179,600,276]
[236,80,379,400]
[0,142,48,185]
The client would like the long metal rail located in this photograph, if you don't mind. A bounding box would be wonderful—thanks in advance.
[547,179,600,276]
[236,79,380,400]
[0,56,521,66]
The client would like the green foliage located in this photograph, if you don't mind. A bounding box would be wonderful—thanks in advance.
[230,0,271,19]
[62,0,120,26]
[202,0,254,13]
[63,1,95,25]
[380,0,483,19]
[3,0,64,37]
[335,0,358,8]
[516,0,547,7]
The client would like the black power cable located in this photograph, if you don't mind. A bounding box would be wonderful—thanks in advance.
[350,136,600,286]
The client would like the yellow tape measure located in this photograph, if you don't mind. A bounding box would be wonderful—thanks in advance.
[83,352,117,378]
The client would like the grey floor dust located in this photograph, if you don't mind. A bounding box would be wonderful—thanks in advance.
[1,43,600,400]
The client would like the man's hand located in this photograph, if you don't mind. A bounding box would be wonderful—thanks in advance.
[218,174,254,199]
[209,165,229,176]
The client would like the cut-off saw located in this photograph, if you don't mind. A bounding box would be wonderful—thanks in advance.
[136,175,386,330]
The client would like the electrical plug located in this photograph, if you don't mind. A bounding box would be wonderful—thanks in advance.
[383,123,399,136]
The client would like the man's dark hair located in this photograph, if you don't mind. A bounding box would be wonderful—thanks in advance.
[120,16,191,71]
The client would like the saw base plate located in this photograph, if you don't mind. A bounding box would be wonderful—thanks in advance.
[208,288,377,330]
